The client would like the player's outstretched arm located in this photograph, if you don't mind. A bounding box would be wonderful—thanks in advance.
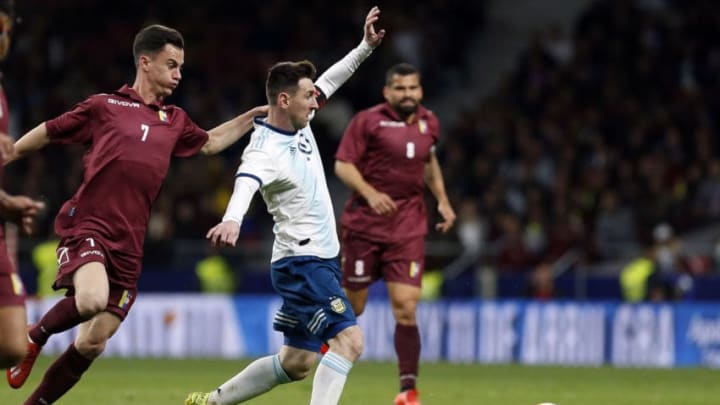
[314,6,385,102]
[5,123,50,165]
[201,105,269,155]
[424,152,456,233]
[206,175,260,247]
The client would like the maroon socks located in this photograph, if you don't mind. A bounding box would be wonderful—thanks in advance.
[394,323,421,392]
[29,297,86,346]
[24,344,92,405]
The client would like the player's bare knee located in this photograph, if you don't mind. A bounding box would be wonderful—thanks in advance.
[344,337,363,361]
[280,357,314,381]
[287,363,313,381]
[395,310,417,325]
[330,325,363,361]
[392,302,418,324]
[75,296,107,318]
[75,339,106,359]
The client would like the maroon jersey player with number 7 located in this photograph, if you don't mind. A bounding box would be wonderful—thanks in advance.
[5,24,266,405]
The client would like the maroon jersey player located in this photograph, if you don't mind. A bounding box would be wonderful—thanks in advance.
[5,24,266,404]
[334,63,456,405]
[0,0,45,369]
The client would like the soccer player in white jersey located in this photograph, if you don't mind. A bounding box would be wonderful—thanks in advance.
[184,6,384,405]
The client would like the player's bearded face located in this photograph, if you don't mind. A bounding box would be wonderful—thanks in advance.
[385,74,423,116]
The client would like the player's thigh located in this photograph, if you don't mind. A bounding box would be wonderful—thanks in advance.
[72,261,110,313]
[0,305,27,356]
[343,287,370,316]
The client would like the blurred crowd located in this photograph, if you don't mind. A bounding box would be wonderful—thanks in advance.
[443,0,720,284]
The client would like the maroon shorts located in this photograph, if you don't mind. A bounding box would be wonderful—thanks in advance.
[54,234,139,320]
[0,272,25,306]
[340,229,425,290]
[0,243,25,306]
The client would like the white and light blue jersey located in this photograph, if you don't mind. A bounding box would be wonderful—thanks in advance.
[237,117,339,262]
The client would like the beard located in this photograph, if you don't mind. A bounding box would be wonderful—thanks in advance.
[393,99,419,118]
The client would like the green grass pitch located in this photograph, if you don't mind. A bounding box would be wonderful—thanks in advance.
[2,356,718,404]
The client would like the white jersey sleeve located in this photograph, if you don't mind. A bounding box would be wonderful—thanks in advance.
[222,176,260,225]
[236,144,278,187]
[314,40,374,99]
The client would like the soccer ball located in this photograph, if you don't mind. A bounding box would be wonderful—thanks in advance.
[536,403,557,405]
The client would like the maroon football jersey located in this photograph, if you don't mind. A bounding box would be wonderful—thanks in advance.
[46,85,209,257]
[336,102,440,242]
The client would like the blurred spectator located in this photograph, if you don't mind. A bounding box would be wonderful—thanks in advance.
[621,222,687,302]
[524,263,557,301]
[594,189,639,260]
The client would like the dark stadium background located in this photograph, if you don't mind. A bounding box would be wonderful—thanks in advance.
[6,0,720,301]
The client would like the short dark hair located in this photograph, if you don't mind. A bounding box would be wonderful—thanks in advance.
[265,60,317,104]
[385,63,420,85]
[132,24,184,67]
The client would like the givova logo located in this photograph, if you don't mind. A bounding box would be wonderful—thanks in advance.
[108,98,141,108]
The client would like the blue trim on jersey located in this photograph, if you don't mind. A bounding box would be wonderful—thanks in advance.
[237,172,263,187]
[253,116,297,136]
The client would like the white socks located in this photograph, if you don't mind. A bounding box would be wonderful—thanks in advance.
[206,351,354,405]
[208,354,291,405]
[309,351,354,405]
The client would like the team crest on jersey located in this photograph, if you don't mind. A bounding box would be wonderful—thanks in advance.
[158,110,169,123]
[330,297,347,314]
[409,261,420,278]
[418,119,428,134]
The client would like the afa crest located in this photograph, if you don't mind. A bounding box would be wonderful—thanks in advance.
[330,297,347,314]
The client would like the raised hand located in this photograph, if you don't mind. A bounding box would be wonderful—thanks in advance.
[363,6,386,48]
